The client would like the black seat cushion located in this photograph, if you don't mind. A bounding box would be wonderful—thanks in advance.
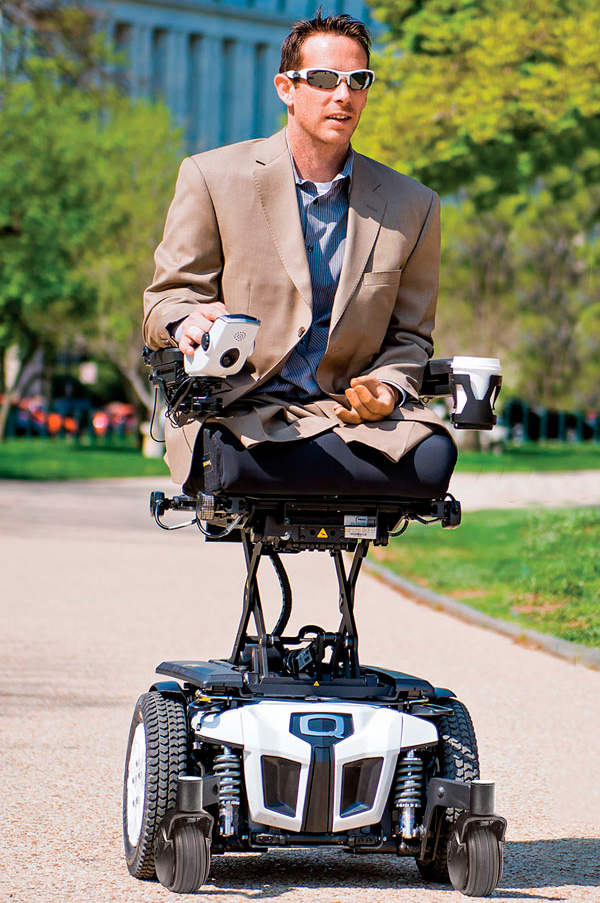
[188,426,456,499]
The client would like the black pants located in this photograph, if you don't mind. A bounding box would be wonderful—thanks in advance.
[187,425,457,499]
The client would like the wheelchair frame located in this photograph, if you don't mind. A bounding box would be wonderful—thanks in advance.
[123,353,506,898]
[150,490,460,689]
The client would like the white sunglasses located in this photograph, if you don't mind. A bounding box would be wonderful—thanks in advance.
[284,68,375,91]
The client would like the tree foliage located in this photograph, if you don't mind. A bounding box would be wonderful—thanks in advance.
[436,177,600,410]
[73,95,181,410]
[1,0,112,87]
[359,0,600,205]
[0,3,181,435]
[358,0,600,412]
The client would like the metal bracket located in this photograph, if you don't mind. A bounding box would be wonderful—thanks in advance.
[158,807,214,843]
[453,812,507,846]
[419,778,501,860]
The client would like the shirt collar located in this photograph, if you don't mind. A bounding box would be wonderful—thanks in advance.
[286,132,354,191]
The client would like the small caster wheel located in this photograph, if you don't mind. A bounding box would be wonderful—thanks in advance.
[447,824,504,897]
[155,822,211,894]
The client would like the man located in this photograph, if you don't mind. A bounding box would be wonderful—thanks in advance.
[143,12,454,491]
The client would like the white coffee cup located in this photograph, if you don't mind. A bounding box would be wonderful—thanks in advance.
[451,356,502,414]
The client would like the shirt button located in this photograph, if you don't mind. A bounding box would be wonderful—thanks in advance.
[306,244,314,252]
[298,327,306,337]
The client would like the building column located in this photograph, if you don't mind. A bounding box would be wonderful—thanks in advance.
[252,43,267,139]
[266,44,285,137]
[186,34,204,152]
[200,36,224,150]
[131,24,152,100]
[166,30,188,125]
[235,41,255,142]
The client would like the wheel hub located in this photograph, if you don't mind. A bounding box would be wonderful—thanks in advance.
[126,722,147,845]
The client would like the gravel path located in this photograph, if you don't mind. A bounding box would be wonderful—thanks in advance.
[1,477,598,902]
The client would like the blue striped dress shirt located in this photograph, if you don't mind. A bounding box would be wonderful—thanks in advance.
[263,150,354,399]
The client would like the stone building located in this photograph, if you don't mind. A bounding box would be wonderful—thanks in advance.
[88,0,374,152]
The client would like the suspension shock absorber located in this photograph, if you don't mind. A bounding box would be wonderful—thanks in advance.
[214,746,242,836]
[394,749,424,839]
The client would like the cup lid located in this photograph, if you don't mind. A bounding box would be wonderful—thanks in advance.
[452,356,501,371]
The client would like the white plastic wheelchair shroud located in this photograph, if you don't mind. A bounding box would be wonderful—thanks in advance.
[192,700,437,832]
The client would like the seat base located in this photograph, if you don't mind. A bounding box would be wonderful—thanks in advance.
[188,427,457,499]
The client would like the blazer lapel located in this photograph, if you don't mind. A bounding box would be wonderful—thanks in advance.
[329,153,386,333]
[253,130,312,310]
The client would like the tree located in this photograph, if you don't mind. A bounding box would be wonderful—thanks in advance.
[1,0,112,87]
[0,59,95,436]
[73,97,182,414]
[0,6,181,439]
[357,0,600,413]
[432,172,600,412]
[358,0,600,205]
[511,175,600,409]
[433,197,519,362]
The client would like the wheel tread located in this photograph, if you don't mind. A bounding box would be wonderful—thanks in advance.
[170,823,210,894]
[463,825,503,897]
[417,699,480,885]
[123,691,188,880]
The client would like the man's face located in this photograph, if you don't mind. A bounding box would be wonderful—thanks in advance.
[282,34,370,150]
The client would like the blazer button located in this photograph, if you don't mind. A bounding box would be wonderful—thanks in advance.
[298,327,306,337]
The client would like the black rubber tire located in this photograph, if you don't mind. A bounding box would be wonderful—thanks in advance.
[416,699,480,885]
[123,691,188,879]
[447,824,504,896]
[156,822,211,894]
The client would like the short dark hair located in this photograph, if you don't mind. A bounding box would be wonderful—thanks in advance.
[279,10,371,73]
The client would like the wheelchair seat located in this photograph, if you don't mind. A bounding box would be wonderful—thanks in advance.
[187,424,458,500]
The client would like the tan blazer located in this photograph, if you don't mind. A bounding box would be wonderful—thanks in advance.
[143,129,451,485]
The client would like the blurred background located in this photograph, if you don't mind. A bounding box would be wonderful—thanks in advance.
[0,0,598,466]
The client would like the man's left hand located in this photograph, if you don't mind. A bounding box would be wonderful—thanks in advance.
[334,376,399,424]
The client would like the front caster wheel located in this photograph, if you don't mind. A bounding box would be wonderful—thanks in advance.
[155,822,211,894]
[447,825,504,897]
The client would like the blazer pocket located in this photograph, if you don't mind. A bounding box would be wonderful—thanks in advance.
[363,269,402,286]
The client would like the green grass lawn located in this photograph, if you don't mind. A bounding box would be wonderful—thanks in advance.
[372,507,600,649]
[0,437,169,480]
[455,442,600,472]
[1,436,598,481]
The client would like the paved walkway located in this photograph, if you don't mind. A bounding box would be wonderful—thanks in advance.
[0,477,598,902]
[449,468,600,511]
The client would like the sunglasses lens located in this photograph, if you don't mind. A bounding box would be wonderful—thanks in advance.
[349,71,372,90]
[302,69,373,90]
[306,70,340,89]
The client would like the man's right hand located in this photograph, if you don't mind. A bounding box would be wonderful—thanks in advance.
[178,302,228,355]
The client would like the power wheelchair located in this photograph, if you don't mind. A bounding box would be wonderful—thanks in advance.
[123,317,506,897]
